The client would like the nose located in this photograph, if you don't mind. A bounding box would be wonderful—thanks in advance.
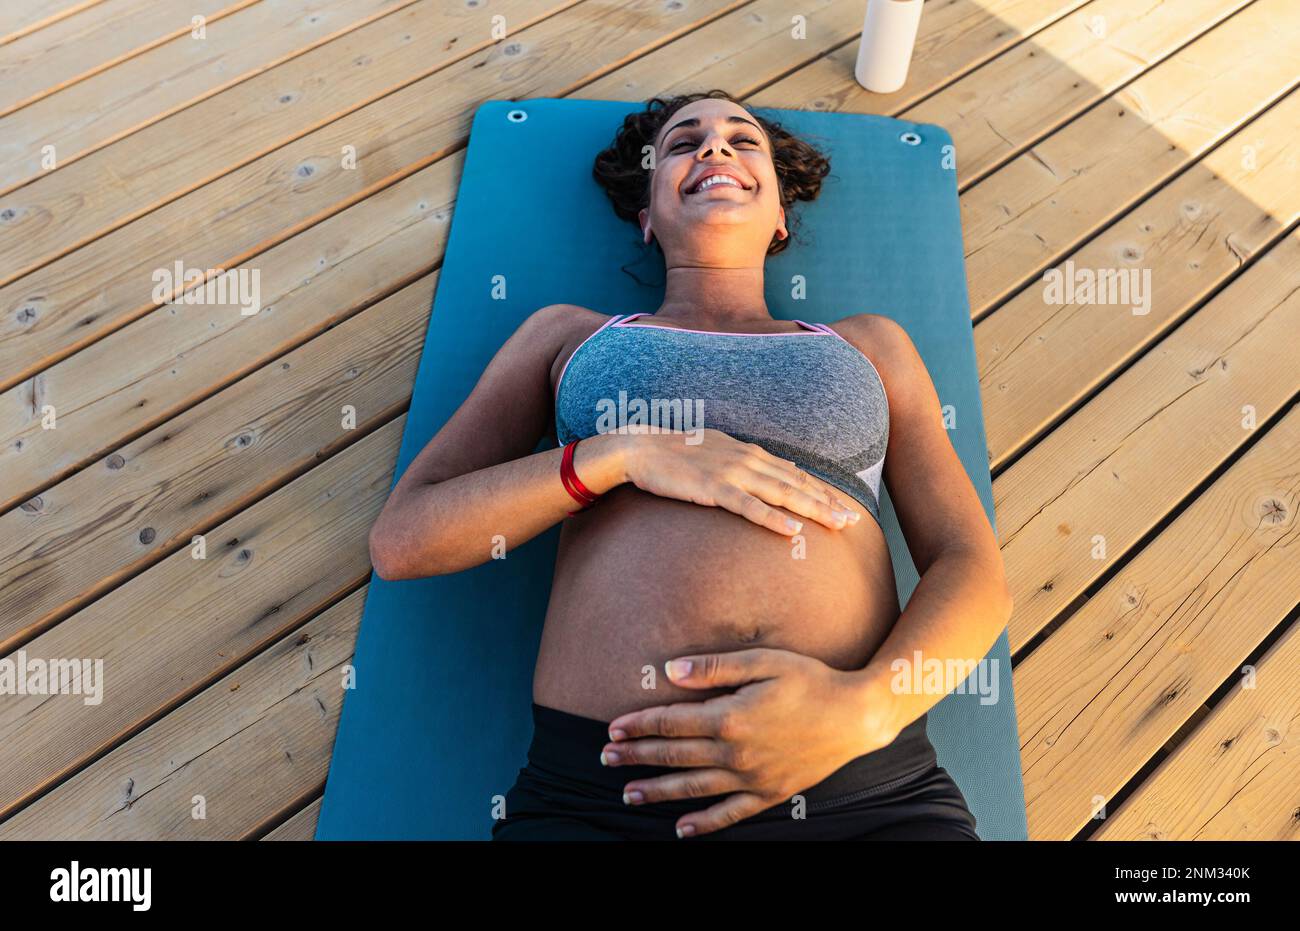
[693,128,735,159]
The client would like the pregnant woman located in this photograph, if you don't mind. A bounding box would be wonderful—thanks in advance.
[368,90,1013,840]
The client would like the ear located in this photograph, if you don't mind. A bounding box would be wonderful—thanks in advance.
[776,205,788,240]
[638,206,653,244]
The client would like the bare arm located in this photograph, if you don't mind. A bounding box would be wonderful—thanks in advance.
[369,305,861,580]
[842,313,1014,737]
[369,305,619,579]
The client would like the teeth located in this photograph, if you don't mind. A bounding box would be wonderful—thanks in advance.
[692,174,742,193]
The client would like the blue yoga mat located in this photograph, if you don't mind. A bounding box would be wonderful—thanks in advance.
[318,98,1028,840]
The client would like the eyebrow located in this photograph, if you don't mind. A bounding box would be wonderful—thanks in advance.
[659,115,767,147]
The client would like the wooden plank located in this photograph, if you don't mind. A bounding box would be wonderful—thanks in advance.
[0,0,744,395]
[0,272,431,649]
[996,230,1300,653]
[757,0,1252,189]
[978,86,1300,468]
[263,797,322,841]
[0,0,249,119]
[575,0,862,103]
[1094,617,1300,840]
[0,0,425,195]
[0,416,401,817]
[0,0,576,282]
[0,149,455,516]
[961,0,1300,316]
[750,0,1096,116]
[0,587,363,840]
[1014,401,1300,838]
[906,0,1255,188]
[0,1,105,47]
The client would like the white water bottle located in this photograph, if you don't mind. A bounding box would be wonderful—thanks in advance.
[854,0,925,94]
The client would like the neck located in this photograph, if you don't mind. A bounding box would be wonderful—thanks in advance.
[655,263,772,324]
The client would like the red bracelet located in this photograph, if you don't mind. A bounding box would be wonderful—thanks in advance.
[561,439,600,515]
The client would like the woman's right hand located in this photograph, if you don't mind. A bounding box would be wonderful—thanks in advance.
[620,429,862,535]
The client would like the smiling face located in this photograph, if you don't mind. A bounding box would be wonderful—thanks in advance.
[639,98,788,264]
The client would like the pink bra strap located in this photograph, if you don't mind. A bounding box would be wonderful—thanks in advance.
[810,321,846,339]
[617,312,823,333]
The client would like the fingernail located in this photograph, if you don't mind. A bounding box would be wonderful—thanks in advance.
[601,750,620,766]
[623,790,644,805]
[676,823,696,838]
[609,728,627,741]
[666,659,692,679]
[846,511,861,523]
[786,518,802,533]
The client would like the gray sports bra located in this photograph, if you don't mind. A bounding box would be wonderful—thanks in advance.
[554,312,890,526]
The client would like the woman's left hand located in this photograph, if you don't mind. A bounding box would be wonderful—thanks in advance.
[602,648,897,838]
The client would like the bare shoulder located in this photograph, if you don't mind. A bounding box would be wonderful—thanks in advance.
[524,304,623,390]
[529,302,607,329]
[828,312,913,351]
[519,303,609,351]
[502,303,594,356]
[825,313,927,382]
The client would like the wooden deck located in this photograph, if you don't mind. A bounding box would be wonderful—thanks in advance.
[0,0,1297,841]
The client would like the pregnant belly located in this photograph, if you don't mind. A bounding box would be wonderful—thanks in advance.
[534,482,902,721]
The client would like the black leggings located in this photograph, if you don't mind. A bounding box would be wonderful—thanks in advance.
[492,703,980,841]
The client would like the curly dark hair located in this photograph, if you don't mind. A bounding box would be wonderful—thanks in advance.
[592,89,831,257]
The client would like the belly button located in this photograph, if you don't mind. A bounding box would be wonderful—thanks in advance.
[735,625,764,645]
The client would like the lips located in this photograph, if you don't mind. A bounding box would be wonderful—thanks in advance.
[685,168,752,195]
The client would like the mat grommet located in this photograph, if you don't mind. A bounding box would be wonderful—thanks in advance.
[900,131,922,146]
[506,109,528,123]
